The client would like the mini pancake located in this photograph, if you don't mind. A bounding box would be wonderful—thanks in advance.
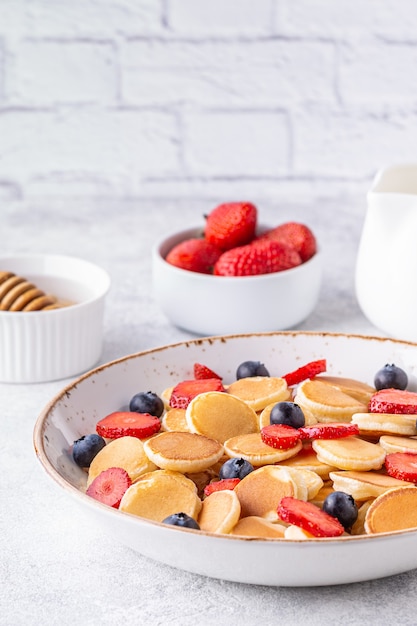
[312,436,386,471]
[135,468,198,493]
[226,376,290,411]
[87,435,157,486]
[186,391,258,444]
[160,386,174,408]
[275,466,324,501]
[143,431,224,473]
[379,435,417,455]
[364,486,417,534]
[234,465,299,519]
[277,444,338,480]
[294,379,368,423]
[161,408,189,432]
[197,489,241,534]
[224,432,302,466]
[351,413,417,437]
[316,375,376,404]
[258,402,317,430]
[329,470,414,501]
[230,516,286,539]
[119,470,202,523]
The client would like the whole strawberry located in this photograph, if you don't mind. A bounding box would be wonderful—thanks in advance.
[165,238,223,274]
[205,202,257,251]
[258,222,317,262]
[214,239,302,277]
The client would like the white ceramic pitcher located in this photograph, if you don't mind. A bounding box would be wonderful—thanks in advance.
[356,164,417,342]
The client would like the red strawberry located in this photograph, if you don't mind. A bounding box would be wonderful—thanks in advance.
[165,238,222,274]
[385,452,417,482]
[282,359,327,387]
[205,202,257,251]
[277,497,344,537]
[96,411,161,439]
[203,478,241,497]
[169,378,226,409]
[258,222,317,262]
[86,467,132,508]
[369,388,417,414]
[193,362,222,380]
[214,239,302,277]
[298,422,360,441]
[260,424,301,450]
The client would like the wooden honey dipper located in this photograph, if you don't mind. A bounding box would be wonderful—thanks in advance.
[0,271,72,311]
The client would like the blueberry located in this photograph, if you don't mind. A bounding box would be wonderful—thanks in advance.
[374,363,408,391]
[236,360,270,379]
[129,391,164,417]
[162,512,200,529]
[269,401,305,428]
[322,491,358,531]
[219,457,254,480]
[72,433,106,468]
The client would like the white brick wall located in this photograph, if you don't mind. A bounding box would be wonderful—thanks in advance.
[1,0,417,202]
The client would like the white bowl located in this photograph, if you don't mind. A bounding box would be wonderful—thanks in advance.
[152,228,322,335]
[0,254,110,383]
[34,331,417,587]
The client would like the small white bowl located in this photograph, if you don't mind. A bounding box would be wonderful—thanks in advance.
[0,254,110,383]
[152,227,322,336]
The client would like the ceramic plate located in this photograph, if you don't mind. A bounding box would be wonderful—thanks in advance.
[34,332,417,587]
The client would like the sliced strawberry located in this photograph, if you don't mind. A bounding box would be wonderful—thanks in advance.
[204,202,258,251]
[282,359,327,387]
[169,378,226,409]
[385,452,417,482]
[165,238,223,274]
[214,239,302,277]
[260,424,301,450]
[96,411,161,439]
[203,478,241,497]
[86,467,132,508]
[298,422,360,441]
[277,496,344,537]
[258,222,317,262]
[193,362,222,380]
[369,388,417,414]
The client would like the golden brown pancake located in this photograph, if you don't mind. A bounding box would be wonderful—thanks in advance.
[312,436,385,471]
[294,379,368,423]
[329,470,414,500]
[226,376,290,411]
[119,470,202,523]
[224,432,302,466]
[186,391,258,444]
[197,489,241,534]
[364,486,417,534]
[87,435,157,486]
[143,431,224,473]
[234,465,299,519]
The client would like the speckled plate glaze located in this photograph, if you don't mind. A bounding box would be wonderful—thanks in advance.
[34,331,417,587]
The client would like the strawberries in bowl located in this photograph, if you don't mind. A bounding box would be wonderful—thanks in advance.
[152,203,322,335]
[165,202,317,277]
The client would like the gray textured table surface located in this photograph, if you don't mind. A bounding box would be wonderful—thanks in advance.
[2,196,417,626]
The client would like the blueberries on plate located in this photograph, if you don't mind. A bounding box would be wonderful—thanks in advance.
[162,512,200,529]
[72,433,106,468]
[269,401,305,429]
[129,391,164,418]
[374,363,408,391]
[236,360,270,379]
[219,457,254,480]
[322,491,358,531]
